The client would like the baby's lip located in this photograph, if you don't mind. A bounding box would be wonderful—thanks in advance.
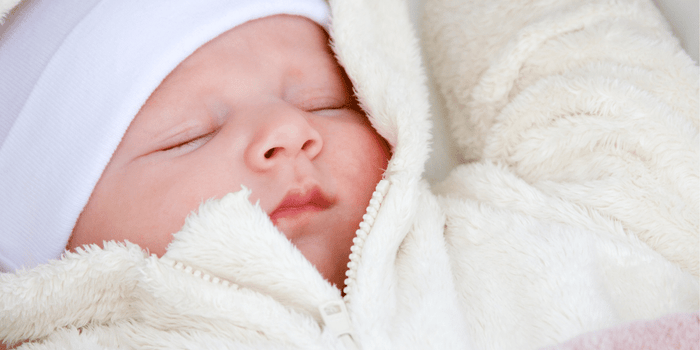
[269,187,332,224]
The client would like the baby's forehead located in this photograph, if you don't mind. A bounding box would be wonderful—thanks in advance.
[130,16,349,145]
[183,15,333,66]
[158,16,340,97]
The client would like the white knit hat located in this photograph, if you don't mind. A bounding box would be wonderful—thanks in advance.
[0,0,330,272]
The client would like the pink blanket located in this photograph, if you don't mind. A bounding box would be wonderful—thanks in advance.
[543,312,699,350]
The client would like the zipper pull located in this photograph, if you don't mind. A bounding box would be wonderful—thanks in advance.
[319,300,360,350]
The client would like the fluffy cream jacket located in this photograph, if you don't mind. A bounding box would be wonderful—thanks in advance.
[1,0,698,349]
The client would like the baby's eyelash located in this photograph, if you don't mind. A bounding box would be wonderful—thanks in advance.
[298,92,352,111]
[307,99,358,114]
[162,132,214,152]
[309,105,344,113]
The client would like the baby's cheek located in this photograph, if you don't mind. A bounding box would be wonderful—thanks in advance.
[360,130,390,176]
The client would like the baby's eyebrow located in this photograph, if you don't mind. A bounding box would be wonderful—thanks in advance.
[206,100,230,125]
[283,72,350,107]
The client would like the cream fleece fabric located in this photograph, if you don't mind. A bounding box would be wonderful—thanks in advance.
[424,0,698,348]
[1,0,699,349]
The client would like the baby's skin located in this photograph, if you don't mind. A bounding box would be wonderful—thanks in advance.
[68,15,391,289]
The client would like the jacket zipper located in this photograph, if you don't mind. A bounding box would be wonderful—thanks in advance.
[319,179,390,349]
[342,178,390,300]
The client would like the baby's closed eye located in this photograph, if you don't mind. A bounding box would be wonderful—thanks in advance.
[297,95,347,112]
[301,90,361,119]
[161,131,216,153]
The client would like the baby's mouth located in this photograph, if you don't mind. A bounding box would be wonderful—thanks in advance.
[269,187,333,226]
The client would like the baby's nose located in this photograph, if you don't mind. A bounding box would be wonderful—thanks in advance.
[245,107,323,171]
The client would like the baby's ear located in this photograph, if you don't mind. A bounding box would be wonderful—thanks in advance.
[0,242,150,345]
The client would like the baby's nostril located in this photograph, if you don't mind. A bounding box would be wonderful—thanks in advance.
[264,148,276,159]
[301,140,312,150]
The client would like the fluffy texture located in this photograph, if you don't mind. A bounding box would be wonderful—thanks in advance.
[1,0,699,349]
[435,163,697,349]
[424,0,699,348]
[423,0,698,276]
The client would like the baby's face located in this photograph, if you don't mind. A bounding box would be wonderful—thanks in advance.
[69,15,390,288]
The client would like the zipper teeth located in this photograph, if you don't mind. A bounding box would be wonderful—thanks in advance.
[343,179,390,301]
[160,257,239,289]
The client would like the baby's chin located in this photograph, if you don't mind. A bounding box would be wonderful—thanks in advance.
[272,207,326,239]
[288,228,354,288]
[274,208,357,284]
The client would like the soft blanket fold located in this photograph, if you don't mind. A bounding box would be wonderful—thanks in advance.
[423,0,698,348]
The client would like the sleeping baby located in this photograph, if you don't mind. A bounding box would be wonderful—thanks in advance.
[1,0,697,348]
[66,13,390,291]
[0,0,389,292]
